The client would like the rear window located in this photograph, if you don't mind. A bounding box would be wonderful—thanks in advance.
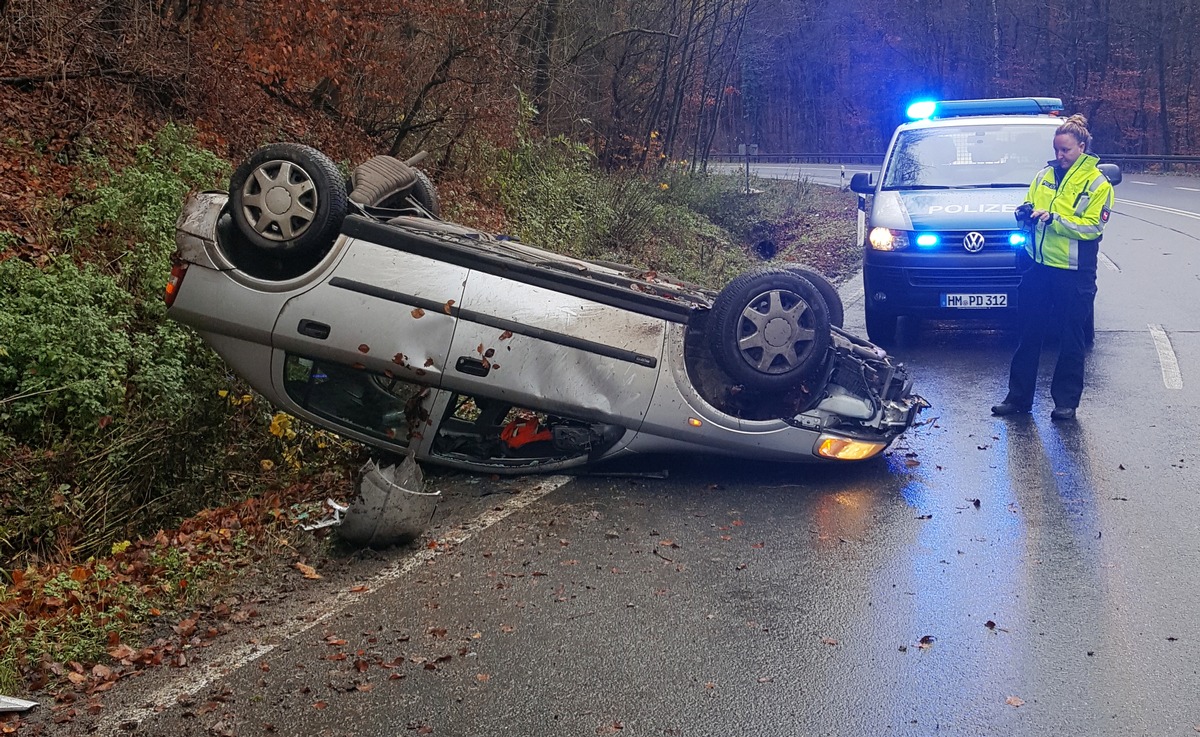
[881,123,1056,190]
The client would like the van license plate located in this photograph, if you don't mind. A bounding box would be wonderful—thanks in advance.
[942,293,1008,308]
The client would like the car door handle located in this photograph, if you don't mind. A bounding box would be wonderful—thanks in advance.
[455,356,491,377]
[297,319,331,339]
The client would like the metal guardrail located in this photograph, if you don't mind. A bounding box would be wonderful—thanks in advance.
[708,152,1200,173]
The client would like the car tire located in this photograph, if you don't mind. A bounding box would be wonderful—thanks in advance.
[784,266,844,328]
[865,304,898,345]
[411,168,440,217]
[707,268,832,391]
[228,143,348,255]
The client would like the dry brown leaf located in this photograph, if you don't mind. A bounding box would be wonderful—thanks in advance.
[294,562,322,580]
[821,637,839,646]
[1005,696,1025,707]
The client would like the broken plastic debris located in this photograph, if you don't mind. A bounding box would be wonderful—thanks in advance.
[337,452,440,547]
[0,695,37,713]
[301,498,351,531]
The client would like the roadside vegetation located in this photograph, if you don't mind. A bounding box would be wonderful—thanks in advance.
[0,121,860,704]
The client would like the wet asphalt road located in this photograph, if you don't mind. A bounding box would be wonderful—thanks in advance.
[85,175,1200,736]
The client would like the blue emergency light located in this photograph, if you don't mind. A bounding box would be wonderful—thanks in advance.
[915,233,940,248]
[1009,233,1028,247]
[907,97,1063,120]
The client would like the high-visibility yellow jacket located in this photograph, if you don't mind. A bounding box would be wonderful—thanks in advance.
[1024,152,1115,271]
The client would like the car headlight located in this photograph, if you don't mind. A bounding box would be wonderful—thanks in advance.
[815,435,888,460]
[868,227,909,251]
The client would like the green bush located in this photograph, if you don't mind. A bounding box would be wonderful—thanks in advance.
[60,123,228,301]
[0,126,268,565]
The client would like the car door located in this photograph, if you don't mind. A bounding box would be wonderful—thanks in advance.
[273,237,468,381]
[445,268,666,432]
[269,237,468,449]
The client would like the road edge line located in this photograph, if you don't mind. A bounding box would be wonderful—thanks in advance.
[96,475,574,736]
[1148,324,1183,389]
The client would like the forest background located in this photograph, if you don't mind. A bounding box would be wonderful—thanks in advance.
[0,0,1196,701]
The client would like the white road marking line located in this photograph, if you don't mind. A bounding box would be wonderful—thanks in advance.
[95,475,574,736]
[1121,199,1200,221]
[1098,252,1120,272]
[1175,186,1200,192]
[1148,324,1183,389]
[1130,181,1158,186]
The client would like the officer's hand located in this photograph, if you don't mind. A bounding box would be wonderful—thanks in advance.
[1032,209,1052,223]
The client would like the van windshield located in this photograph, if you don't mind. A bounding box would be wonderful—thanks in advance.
[881,123,1057,190]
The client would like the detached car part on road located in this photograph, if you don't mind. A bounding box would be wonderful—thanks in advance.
[168,144,927,475]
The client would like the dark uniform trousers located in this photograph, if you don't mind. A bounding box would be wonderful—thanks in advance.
[1003,261,1097,410]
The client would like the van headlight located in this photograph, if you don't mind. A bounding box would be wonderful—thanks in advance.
[869,228,909,251]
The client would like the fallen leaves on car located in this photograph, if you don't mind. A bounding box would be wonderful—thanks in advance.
[411,308,425,318]
[443,299,455,314]
[1005,696,1025,707]
[499,330,514,340]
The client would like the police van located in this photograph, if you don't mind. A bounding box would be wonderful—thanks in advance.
[849,97,1120,344]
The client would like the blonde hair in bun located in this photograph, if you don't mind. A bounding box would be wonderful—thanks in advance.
[1056,113,1092,151]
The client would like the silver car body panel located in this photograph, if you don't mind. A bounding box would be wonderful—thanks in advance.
[445,269,664,426]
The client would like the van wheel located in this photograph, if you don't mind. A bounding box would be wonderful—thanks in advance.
[864,305,897,345]
[784,266,843,328]
[707,268,831,391]
[228,143,347,256]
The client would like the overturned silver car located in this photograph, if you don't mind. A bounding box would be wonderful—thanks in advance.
[167,143,926,475]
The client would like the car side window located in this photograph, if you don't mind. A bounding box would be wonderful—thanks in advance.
[282,354,428,446]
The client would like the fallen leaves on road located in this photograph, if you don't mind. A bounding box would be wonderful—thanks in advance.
[294,562,322,580]
[1005,696,1025,707]
[820,637,839,646]
[917,635,936,650]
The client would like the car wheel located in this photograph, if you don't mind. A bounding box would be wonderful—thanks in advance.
[784,266,843,328]
[411,168,440,217]
[228,143,348,255]
[707,268,832,391]
[864,304,897,345]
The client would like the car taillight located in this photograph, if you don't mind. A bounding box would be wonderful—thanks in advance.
[164,261,188,307]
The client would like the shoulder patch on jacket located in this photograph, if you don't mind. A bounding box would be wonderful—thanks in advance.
[1101,206,1111,223]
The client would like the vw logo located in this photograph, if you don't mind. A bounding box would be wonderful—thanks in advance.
[963,232,986,252]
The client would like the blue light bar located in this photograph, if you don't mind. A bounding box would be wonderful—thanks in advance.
[907,97,1063,120]
[915,233,939,247]
[1009,233,1028,247]
[907,101,938,120]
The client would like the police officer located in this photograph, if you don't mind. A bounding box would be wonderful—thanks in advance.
[991,114,1115,421]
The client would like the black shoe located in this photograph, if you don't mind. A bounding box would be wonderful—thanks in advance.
[991,402,1031,416]
[1050,407,1077,421]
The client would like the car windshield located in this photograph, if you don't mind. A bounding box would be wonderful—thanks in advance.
[881,123,1056,190]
